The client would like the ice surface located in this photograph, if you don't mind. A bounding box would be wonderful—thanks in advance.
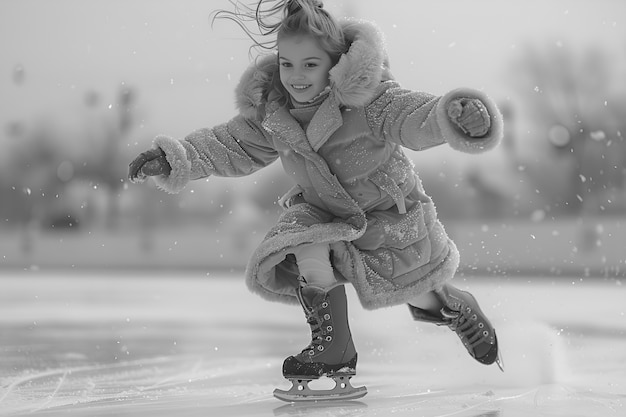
[0,271,624,416]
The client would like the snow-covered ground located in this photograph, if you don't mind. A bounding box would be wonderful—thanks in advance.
[1,271,624,416]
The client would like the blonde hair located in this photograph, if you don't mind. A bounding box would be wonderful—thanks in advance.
[212,0,347,63]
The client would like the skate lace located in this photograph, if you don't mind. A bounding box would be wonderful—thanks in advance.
[305,313,324,350]
[296,290,327,354]
[441,303,492,350]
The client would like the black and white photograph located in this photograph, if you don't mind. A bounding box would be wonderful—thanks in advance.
[1,1,624,415]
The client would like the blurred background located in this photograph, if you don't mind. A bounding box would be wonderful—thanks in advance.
[1,0,625,279]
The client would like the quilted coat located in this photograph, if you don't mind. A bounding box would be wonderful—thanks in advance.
[151,19,503,309]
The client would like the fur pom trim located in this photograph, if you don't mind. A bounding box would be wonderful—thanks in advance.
[436,88,503,154]
[244,200,460,310]
[351,241,459,310]
[152,135,191,194]
[245,215,365,305]
[235,55,277,120]
[329,19,387,107]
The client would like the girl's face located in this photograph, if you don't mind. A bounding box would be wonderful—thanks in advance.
[278,35,333,104]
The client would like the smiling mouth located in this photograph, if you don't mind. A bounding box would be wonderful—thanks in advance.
[291,84,311,91]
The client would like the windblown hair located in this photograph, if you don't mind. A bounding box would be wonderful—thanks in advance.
[212,0,347,63]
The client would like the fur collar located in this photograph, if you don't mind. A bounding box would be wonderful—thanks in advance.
[235,19,391,120]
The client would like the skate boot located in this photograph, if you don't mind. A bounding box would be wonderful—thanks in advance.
[273,279,367,402]
[408,284,504,371]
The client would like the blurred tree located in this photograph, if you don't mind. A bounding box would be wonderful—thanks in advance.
[509,43,626,217]
[72,85,139,229]
[2,120,73,254]
[1,84,141,237]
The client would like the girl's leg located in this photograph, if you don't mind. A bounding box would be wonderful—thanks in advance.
[293,243,336,288]
[408,290,443,314]
[278,243,362,396]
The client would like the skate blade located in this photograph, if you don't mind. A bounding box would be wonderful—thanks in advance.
[273,376,367,402]
[495,348,505,372]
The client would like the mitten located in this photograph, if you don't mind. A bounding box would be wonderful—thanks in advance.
[128,147,172,183]
[447,98,491,138]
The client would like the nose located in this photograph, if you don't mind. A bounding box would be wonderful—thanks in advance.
[290,67,305,80]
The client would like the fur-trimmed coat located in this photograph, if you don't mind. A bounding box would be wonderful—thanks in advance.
[151,19,503,309]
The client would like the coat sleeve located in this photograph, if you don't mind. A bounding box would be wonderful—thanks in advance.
[151,114,279,193]
[365,81,503,153]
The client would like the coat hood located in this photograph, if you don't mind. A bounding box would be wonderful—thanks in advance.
[235,19,392,119]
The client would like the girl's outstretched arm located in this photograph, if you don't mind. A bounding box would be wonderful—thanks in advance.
[148,115,279,193]
[365,82,503,154]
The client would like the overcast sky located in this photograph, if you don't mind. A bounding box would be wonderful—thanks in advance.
[1,0,625,148]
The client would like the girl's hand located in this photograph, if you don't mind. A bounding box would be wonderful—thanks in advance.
[128,147,172,183]
[447,98,491,138]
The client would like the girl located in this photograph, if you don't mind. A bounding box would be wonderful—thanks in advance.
[129,0,504,401]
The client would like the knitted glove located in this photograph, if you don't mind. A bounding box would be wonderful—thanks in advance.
[447,98,491,138]
[128,147,172,183]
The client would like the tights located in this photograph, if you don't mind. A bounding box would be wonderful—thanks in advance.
[293,243,336,288]
[408,290,442,313]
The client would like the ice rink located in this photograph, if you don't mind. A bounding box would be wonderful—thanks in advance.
[1,270,624,416]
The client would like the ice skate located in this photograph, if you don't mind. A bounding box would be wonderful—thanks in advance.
[273,279,367,402]
[409,284,504,371]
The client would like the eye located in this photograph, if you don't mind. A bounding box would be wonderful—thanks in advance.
[280,62,292,68]
[305,62,318,68]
